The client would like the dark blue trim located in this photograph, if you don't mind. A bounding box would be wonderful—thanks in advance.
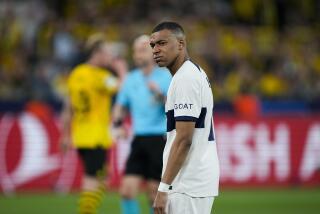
[188,59,201,72]
[208,108,215,141]
[166,107,208,132]
[195,108,206,128]
[166,109,175,132]
[175,116,198,122]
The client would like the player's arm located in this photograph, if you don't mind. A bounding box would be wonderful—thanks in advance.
[112,104,127,127]
[112,75,131,139]
[161,121,194,184]
[102,74,120,95]
[153,121,194,214]
[112,104,129,139]
[60,96,72,151]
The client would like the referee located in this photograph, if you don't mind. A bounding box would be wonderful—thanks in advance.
[113,35,171,214]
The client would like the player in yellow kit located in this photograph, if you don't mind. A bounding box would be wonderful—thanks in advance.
[60,35,121,214]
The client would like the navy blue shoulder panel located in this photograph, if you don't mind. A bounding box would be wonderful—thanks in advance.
[188,59,201,72]
[166,109,175,132]
[166,108,207,132]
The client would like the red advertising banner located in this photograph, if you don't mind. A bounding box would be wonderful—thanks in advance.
[214,115,320,186]
[0,112,319,193]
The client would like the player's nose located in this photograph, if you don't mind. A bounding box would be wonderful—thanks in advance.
[152,45,160,55]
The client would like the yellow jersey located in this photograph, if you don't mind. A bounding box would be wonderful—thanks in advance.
[67,63,117,148]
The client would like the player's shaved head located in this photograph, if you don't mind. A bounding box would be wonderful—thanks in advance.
[152,21,185,40]
[133,34,154,68]
[134,34,150,46]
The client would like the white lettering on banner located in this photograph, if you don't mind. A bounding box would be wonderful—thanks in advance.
[216,124,232,180]
[217,123,290,182]
[255,124,290,181]
[10,113,59,185]
[231,123,254,182]
[299,124,320,181]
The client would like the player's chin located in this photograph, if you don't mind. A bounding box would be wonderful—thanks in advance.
[155,60,167,67]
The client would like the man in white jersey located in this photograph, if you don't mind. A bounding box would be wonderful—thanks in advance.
[150,22,219,214]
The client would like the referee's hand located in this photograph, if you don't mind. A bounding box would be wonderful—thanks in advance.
[153,191,168,214]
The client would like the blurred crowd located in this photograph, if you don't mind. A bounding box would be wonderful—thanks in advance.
[1,0,320,112]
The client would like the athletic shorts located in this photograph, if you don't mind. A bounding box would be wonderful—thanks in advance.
[77,147,107,177]
[166,193,214,214]
[124,135,166,180]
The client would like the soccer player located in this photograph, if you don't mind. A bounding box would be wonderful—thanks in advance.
[150,22,220,214]
[60,35,120,214]
[113,35,172,214]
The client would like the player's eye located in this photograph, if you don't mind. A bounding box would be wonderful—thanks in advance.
[150,43,155,48]
[159,41,167,46]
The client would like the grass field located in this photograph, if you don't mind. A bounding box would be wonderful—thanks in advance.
[1,188,320,214]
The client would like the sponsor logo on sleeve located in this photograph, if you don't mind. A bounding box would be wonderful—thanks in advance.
[174,103,193,110]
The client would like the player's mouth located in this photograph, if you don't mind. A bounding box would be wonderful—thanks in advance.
[154,56,163,62]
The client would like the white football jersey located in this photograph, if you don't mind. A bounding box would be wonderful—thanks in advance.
[163,60,219,197]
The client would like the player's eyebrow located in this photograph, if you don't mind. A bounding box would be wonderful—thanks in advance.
[150,39,167,48]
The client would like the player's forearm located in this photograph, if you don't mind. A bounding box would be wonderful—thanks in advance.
[61,110,71,138]
[161,137,192,185]
[60,98,72,138]
[112,104,126,126]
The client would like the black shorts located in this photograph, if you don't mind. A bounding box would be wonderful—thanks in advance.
[77,147,107,177]
[125,135,166,180]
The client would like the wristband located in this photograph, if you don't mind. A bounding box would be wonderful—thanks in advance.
[158,182,172,193]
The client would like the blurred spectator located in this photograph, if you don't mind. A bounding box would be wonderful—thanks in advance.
[0,0,320,113]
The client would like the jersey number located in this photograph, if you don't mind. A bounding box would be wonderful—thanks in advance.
[74,90,90,118]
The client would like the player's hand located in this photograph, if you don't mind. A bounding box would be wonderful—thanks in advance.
[153,191,168,214]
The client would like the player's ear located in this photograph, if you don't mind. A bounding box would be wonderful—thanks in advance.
[178,39,185,50]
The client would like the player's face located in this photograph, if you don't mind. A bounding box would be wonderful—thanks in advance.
[99,45,113,67]
[150,29,180,67]
[133,40,153,67]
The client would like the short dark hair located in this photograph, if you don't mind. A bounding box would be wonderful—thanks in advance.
[152,21,185,38]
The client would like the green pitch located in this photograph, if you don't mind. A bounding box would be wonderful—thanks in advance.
[1,188,320,214]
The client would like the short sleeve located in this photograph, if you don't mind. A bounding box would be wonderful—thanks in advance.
[173,77,201,122]
[95,70,118,95]
[104,74,118,94]
[115,76,130,108]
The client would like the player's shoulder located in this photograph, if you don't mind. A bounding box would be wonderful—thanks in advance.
[70,63,85,75]
[70,63,97,77]
[174,60,202,83]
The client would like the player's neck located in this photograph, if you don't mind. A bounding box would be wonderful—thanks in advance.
[87,58,100,68]
[168,52,189,75]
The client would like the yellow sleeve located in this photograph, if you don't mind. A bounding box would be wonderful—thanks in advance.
[95,70,118,95]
